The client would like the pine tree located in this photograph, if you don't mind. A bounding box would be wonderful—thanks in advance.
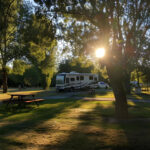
[0,0,23,93]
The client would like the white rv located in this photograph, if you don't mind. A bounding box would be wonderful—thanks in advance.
[56,72,98,91]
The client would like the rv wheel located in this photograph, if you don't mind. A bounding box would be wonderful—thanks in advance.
[71,87,74,92]
[57,89,62,92]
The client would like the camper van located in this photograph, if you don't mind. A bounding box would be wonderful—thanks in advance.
[56,72,98,91]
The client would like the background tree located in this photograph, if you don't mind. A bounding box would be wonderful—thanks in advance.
[0,0,23,93]
[58,57,95,73]
[9,59,29,87]
[12,59,28,75]
[21,12,57,89]
[24,66,41,87]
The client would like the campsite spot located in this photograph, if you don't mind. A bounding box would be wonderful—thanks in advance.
[0,1,150,149]
[0,88,150,149]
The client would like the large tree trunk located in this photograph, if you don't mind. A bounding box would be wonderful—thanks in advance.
[106,65,128,119]
[123,71,131,95]
[111,79,128,119]
[2,67,8,93]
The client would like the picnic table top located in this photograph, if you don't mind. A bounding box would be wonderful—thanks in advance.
[9,93,36,96]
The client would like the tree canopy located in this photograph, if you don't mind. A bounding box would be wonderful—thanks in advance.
[33,0,150,118]
[0,0,149,118]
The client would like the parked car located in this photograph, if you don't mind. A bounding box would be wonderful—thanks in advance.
[98,81,109,89]
[130,81,143,87]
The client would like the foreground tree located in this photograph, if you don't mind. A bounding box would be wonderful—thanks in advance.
[34,0,150,118]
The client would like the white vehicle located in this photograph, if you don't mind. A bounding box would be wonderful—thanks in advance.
[98,81,109,89]
[130,81,142,87]
[56,72,98,91]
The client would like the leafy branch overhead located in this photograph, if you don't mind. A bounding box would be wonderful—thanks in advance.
[33,0,150,118]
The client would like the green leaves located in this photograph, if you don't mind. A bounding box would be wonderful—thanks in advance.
[24,66,41,86]
[13,60,28,75]
[21,12,57,89]
[29,42,46,63]
[0,0,23,63]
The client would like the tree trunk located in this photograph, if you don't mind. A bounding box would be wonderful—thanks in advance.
[43,73,51,90]
[3,21,8,93]
[136,68,140,87]
[2,67,8,93]
[123,71,131,95]
[106,65,128,119]
[112,80,128,119]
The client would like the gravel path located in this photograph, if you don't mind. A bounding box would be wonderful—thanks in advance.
[41,95,150,103]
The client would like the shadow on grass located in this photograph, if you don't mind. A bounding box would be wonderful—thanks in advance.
[79,89,113,98]
[41,102,150,150]
[0,137,25,150]
[0,98,85,149]
[1,97,150,149]
[128,92,150,100]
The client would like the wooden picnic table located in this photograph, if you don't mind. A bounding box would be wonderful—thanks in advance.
[6,93,41,107]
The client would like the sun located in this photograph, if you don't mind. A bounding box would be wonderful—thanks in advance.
[95,48,105,58]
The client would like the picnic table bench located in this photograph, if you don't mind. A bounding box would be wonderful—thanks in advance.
[6,93,44,108]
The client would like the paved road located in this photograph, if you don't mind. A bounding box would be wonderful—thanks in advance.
[83,97,150,103]
[42,95,150,103]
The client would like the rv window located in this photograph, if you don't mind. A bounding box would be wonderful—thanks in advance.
[66,78,69,83]
[94,77,97,81]
[56,75,65,84]
[76,76,79,80]
[80,76,84,80]
[71,78,75,81]
[89,76,93,80]
[56,80,64,84]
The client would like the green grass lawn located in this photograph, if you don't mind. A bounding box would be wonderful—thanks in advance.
[1,97,150,150]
